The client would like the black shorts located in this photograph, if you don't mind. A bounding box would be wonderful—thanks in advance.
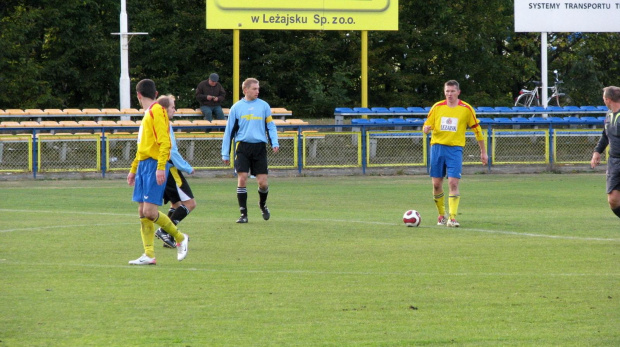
[234,142,268,175]
[163,167,194,204]
[606,157,620,194]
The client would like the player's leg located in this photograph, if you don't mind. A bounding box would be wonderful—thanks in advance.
[234,143,251,223]
[429,144,447,225]
[609,190,620,218]
[253,144,271,220]
[445,146,463,227]
[606,159,620,218]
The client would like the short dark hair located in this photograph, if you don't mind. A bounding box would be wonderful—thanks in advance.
[136,79,157,99]
[445,80,460,90]
[603,86,620,103]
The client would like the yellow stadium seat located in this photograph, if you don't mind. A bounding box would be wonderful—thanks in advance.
[58,121,80,127]
[191,120,211,126]
[5,109,27,116]
[25,109,47,115]
[40,121,60,127]
[82,108,104,115]
[210,120,227,126]
[97,120,118,126]
[19,121,43,127]
[0,121,22,127]
[63,109,84,115]
[102,108,121,115]
[44,109,66,115]
[117,120,138,127]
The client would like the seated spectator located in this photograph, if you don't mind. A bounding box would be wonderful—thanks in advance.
[196,73,226,121]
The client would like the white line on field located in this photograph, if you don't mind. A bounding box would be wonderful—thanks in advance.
[0,210,617,242]
[0,222,136,233]
[0,260,617,277]
[301,219,620,242]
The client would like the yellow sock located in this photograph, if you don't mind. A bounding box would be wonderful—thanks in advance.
[433,192,446,216]
[140,217,155,258]
[448,195,460,220]
[155,211,184,244]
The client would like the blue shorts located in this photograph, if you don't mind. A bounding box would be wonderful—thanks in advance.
[429,144,463,179]
[132,158,171,205]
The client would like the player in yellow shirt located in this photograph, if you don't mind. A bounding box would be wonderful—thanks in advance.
[126,79,189,265]
[423,80,488,227]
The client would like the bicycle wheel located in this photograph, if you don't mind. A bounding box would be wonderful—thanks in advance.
[515,93,532,107]
[548,94,561,107]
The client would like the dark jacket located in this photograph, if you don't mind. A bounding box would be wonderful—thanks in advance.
[196,81,226,107]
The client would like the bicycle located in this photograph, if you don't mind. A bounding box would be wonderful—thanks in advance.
[514,70,568,107]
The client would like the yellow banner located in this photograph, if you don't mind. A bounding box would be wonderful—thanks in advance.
[206,0,398,30]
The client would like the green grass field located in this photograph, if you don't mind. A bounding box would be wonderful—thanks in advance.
[1,173,618,346]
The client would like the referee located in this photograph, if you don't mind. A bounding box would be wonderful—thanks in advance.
[591,86,620,219]
[222,78,279,223]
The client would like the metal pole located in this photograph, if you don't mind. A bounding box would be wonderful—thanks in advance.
[233,30,240,103]
[361,30,368,118]
[119,0,130,116]
[541,32,548,108]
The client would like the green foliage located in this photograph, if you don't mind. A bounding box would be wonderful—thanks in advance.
[0,0,619,114]
[0,174,618,346]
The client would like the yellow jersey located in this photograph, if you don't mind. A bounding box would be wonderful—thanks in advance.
[424,100,483,147]
[130,102,171,173]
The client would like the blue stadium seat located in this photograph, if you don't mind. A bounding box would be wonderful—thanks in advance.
[389,107,409,113]
[529,116,550,123]
[371,107,392,113]
[388,118,408,125]
[406,107,426,114]
[511,117,531,123]
[335,107,354,114]
[424,106,433,112]
[545,106,563,112]
[370,118,390,124]
[529,106,546,113]
[476,117,493,125]
[351,118,372,124]
[511,106,530,113]
[596,106,608,111]
[598,116,607,122]
[405,118,425,125]
[353,107,374,113]
[492,117,512,124]
[495,107,513,113]
[563,116,582,124]
[580,106,599,112]
[562,106,581,112]
[581,117,602,125]
[476,107,496,114]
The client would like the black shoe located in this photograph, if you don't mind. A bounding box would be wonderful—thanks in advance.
[236,215,248,223]
[260,205,270,221]
[155,228,176,248]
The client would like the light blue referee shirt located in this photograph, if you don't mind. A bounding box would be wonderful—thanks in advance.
[221,98,279,161]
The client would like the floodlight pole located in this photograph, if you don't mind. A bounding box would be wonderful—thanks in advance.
[541,32,548,109]
[112,0,147,120]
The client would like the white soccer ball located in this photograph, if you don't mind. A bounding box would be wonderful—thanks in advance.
[403,210,421,227]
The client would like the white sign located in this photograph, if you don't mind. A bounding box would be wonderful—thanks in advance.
[514,1,620,32]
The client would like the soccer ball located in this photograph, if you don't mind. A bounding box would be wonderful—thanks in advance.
[403,210,421,227]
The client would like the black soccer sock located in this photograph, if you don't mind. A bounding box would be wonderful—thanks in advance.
[258,187,269,208]
[167,207,176,218]
[170,205,190,225]
[612,206,620,219]
[237,187,248,215]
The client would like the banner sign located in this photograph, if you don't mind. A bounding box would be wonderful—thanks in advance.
[514,0,620,32]
[206,0,398,30]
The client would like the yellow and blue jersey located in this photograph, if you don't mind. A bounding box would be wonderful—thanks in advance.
[424,100,483,147]
[130,102,172,173]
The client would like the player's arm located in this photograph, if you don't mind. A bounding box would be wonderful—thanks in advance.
[591,129,608,168]
[423,107,436,134]
[221,108,237,163]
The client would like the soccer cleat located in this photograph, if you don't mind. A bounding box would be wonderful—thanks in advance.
[446,218,460,227]
[260,204,270,221]
[437,215,447,226]
[155,228,176,248]
[236,215,248,223]
[176,233,189,261]
[128,254,156,265]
